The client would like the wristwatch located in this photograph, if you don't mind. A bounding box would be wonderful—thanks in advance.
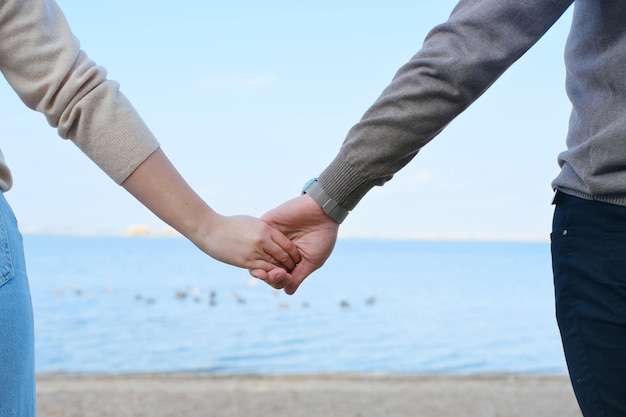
[302,178,349,224]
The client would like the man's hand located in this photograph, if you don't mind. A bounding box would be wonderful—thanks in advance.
[251,195,339,294]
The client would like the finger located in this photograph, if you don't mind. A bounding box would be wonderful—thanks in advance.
[251,259,279,273]
[265,268,291,289]
[249,268,268,281]
[283,261,316,295]
[284,278,303,295]
[249,264,292,290]
[263,240,297,272]
[270,229,302,265]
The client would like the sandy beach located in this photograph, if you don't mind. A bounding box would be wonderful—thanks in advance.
[37,373,582,417]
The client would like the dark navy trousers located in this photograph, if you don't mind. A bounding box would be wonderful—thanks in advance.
[552,191,626,416]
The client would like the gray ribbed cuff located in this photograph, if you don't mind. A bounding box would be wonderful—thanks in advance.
[317,153,378,211]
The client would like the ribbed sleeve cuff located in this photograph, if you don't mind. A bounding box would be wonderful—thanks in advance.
[317,153,377,211]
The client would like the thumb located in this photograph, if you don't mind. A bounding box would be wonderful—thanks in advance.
[249,268,268,281]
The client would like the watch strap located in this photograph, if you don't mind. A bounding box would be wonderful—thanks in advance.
[302,179,349,224]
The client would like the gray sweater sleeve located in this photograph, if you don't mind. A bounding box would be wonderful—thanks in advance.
[318,0,573,211]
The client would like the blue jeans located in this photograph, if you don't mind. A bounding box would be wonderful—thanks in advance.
[552,191,626,417]
[0,193,35,416]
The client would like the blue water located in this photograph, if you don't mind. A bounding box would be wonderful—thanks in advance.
[25,236,567,375]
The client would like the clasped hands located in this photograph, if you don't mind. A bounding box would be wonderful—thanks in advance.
[247,194,339,295]
[120,148,333,293]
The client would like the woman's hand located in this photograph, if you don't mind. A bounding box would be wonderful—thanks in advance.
[194,213,301,276]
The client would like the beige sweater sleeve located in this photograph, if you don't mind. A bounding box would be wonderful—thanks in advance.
[0,0,160,189]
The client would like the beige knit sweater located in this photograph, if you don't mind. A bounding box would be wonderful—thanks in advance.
[0,0,160,191]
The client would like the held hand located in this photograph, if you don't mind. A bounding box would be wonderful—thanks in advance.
[198,214,302,278]
[252,195,339,295]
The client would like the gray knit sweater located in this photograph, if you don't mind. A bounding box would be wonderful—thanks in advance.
[318,0,626,211]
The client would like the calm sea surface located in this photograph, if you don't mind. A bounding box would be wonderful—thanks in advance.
[25,235,567,375]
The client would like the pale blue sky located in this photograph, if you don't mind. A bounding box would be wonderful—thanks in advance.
[0,1,574,239]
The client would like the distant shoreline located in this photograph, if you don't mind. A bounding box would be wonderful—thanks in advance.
[37,372,581,417]
[22,231,551,242]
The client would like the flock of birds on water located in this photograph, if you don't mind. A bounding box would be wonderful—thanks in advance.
[53,280,378,310]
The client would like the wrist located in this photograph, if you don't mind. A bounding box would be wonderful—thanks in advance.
[181,205,220,248]
[301,178,349,224]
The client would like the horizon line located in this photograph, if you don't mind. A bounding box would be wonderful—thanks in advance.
[18,226,550,243]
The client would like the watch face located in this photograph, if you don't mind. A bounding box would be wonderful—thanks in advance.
[302,178,318,194]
